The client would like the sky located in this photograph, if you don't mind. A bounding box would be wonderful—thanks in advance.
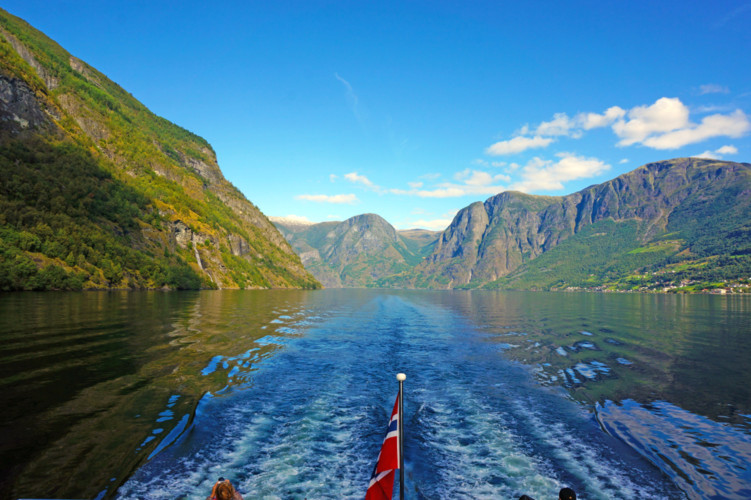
[4,1,751,230]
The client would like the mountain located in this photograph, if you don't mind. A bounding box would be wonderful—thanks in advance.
[407,158,751,291]
[272,214,438,288]
[0,9,319,290]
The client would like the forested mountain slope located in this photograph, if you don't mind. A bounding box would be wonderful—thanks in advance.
[0,9,319,290]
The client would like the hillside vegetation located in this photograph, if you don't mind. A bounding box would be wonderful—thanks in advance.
[0,9,319,291]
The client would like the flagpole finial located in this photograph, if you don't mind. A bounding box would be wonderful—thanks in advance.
[396,373,406,381]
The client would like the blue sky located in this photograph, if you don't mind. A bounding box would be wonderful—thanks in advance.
[5,1,751,230]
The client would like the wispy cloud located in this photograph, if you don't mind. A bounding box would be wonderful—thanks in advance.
[335,73,364,123]
[270,214,314,225]
[713,3,751,29]
[486,135,555,155]
[699,83,730,95]
[405,217,453,231]
[403,209,458,231]
[296,193,358,204]
[344,172,376,188]
[392,169,510,198]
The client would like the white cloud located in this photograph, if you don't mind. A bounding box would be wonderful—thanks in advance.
[609,98,750,149]
[454,169,510,186]
[344,172,375,187]
[699,84,730,95]
[510,153,610,192]
[392,169,509,198]
[329,174,338,182]
[404,209,458,231]
[486,135,555,155]
[641,109,750,149]
[535,113,580,137]
[694,150,721,160]
[612,97,691,146]
[716,145,738,155]
[578,106,626,130]
[296,194,358,204]
[619,158,629,164]
[405,217,453,231]
[483,97,749,161]
[693,144,739,160]
[270,214,314,225]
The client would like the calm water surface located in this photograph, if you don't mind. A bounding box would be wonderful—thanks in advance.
[0,290,749,499]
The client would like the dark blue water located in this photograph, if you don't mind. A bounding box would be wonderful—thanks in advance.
[117,292,685,499]
[2,290,749,499]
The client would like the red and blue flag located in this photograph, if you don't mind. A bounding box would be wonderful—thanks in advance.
[365,394,400,500]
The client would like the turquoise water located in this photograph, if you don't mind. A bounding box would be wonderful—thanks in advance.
[1,290,749,499]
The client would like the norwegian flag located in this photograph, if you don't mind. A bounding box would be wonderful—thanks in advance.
[365,394,400,500]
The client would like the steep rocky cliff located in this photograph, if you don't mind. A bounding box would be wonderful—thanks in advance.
[0,9,319,290]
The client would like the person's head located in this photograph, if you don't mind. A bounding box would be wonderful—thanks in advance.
[559,487,576,500]
[215,479,236,500]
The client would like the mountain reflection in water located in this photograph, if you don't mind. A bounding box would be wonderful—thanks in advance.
[0,290,749,499]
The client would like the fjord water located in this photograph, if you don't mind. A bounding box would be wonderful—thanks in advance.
[1,291,749,499]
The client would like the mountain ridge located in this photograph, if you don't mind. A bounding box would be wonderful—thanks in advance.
[397,157,751,290]
[280,158,750,292]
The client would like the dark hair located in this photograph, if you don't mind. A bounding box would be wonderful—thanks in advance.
[559,487,576,500]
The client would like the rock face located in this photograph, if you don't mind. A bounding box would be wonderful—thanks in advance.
[274,214,437,288]
[0,8,319,290]
[416,158,751,288]
[0,75,52,133]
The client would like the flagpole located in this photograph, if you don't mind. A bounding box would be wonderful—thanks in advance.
[396,373,406,500]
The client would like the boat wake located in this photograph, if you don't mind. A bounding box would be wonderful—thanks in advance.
[118,294,685,499]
